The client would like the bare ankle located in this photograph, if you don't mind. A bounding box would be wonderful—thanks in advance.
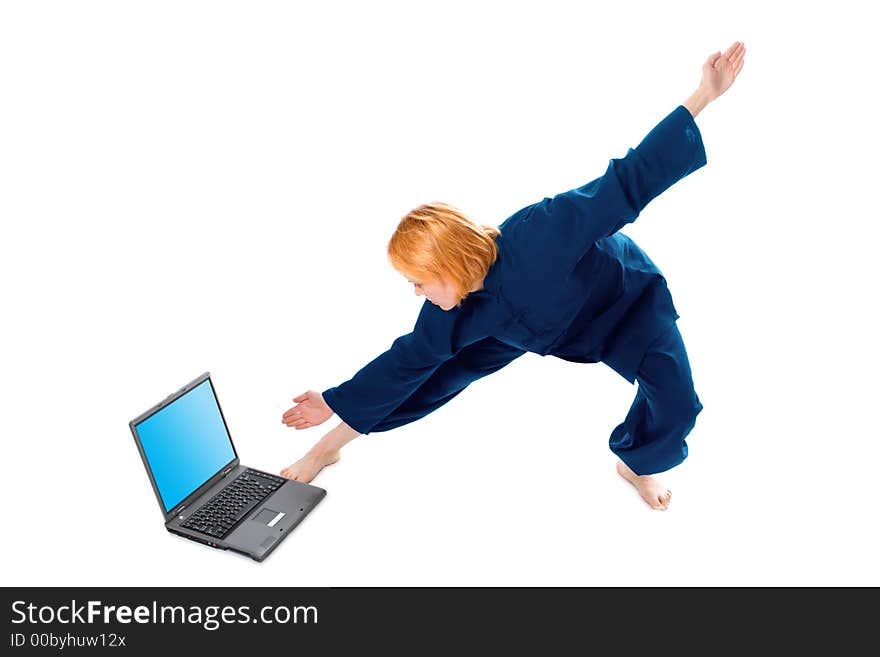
[308,444,340,462]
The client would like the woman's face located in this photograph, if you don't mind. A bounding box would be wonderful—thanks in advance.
[407,276,459,311]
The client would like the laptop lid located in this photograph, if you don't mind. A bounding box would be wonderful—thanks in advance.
[129,372,240,521]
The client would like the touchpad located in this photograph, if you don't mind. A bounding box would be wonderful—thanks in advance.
[253,508,286,527]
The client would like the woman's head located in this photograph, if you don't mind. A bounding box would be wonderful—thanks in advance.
[388,202,500,310]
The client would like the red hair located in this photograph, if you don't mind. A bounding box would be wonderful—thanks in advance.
[388,202,500,305]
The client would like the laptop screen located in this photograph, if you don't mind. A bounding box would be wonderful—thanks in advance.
[134,379,236,513]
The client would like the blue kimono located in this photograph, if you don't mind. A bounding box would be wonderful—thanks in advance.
[322,105,707,475]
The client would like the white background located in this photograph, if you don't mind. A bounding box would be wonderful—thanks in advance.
[2,1,877,586]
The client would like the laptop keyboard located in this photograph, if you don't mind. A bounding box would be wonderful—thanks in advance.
[181,469,287,540]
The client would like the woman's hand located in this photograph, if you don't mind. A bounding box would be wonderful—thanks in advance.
[281,390,333,430]
[700,41,746,102]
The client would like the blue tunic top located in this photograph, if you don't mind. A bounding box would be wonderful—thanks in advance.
[322,105,707,435]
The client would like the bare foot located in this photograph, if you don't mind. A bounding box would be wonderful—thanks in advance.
[616,460,673,511]
[280,449,340,483]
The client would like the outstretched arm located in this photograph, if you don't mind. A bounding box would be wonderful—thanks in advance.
[369,336,526,433]
[512,104,706,276]
[319,297,500,435]
[278,336,525,483]
[507,41,747,280]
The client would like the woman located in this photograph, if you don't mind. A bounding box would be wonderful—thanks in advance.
[280,42,746,510]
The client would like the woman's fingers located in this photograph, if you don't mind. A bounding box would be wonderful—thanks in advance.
[282,403,314,426]
[725,42,745,69]
[283,391,324,428]
[723,41,742,60]
[283,406,310,425]
[727,48,745,69]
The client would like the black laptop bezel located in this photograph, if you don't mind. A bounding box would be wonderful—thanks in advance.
[129,371,241,523]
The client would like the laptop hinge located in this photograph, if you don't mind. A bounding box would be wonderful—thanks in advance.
[169,465,236,520]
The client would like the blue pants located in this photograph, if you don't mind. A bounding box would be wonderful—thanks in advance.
[370,325,702,476]
[608,321,703,475]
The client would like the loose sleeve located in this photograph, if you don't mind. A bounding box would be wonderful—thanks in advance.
[321,300,487,435]
[516,105,707,275]
[369,337,527,433]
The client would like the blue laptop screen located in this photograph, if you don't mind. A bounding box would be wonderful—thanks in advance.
[135,379,236,513]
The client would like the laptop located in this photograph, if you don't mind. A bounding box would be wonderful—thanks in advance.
[129,371,326,562]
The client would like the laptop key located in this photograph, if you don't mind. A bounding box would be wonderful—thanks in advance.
[180,469,281,540]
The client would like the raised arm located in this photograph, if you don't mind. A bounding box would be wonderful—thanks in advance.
[502,42,746,280]
[506,104,707,278]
